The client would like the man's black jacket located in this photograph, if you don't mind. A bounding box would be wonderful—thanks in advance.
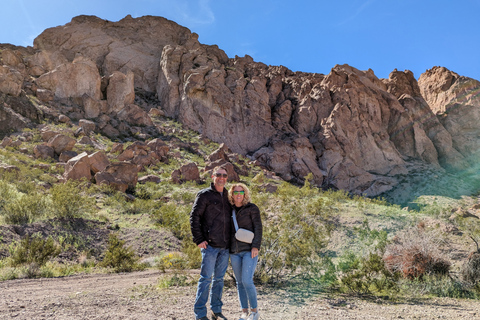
[190,183,232,249]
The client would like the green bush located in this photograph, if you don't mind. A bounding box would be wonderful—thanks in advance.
[9,234,60,268]
[337,251,400,295]
[255,181,334,284]
[100,233,142,272]
[2,192,48,224]
[50,180,95,219]
[151,203,190,239]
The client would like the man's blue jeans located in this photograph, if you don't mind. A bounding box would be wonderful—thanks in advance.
[194,245,230,319]
[230,251,258,310]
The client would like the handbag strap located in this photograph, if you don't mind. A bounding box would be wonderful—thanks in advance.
[232,209,239,232]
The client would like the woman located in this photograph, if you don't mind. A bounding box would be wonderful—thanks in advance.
[228,183,262,320]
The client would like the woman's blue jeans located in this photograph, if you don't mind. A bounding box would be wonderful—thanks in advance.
[230,251,258,310]
[194,245,230,319]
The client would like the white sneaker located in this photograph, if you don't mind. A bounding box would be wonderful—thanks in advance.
[247,312,259,320]
[239,312,249,320]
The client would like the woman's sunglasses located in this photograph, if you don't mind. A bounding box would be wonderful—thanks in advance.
[233,191,245,195]
[215,173,228,178]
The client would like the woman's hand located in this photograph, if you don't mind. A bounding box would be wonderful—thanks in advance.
[251,247,259,258]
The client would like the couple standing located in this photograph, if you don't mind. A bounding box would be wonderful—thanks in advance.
[190,165,263,320]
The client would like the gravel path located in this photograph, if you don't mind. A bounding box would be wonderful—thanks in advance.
[1,270,479,319]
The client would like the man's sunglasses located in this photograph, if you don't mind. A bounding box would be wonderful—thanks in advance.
[215,173,228,178]
[233,191,245,195]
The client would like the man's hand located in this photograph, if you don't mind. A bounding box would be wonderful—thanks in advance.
[197,241,208,249]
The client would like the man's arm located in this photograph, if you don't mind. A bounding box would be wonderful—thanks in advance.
[190,191,208,246]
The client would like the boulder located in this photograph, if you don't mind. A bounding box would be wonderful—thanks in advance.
[58,150,78,162]
[117,104,153,126]
[82,94,106,119]
[147,138,169,161]
[106,71,135,113]
[208,143,230,162]
[79,119,96,135]
[47,134,76,155]
[103,161,139,190]
[78,136,94,145]
[110,143,124,154]
[33,144,55,160]
[63,152,91,181]
[180,162,200,182]
[58,114,71,123]
[94,171,128,193]
[41,130,57,142]
[138,175,161,184]
[88,151,110,173]
[36,88,54,102]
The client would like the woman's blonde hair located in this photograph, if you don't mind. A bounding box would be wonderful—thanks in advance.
[228,183,251,207]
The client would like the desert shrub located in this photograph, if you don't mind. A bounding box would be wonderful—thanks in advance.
[404,275,474,299]
[0,180,17,210]
[383,226,451,280]
[2,192,48,224]
[9,234,60,268]
[336,220,400,295]
[461,251,480,285]
[337,251,400,295]
[100,233,142,272]
[158,252,187,272]
[151,203,190,239]
[158,273,195,288]
[50,180,95,219]
[255,181,334,284]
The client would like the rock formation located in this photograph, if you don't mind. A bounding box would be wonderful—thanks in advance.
[1,14,480,200]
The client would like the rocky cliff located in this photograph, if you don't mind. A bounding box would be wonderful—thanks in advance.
[1,15,480,201]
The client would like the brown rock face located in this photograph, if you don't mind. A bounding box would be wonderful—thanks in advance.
[418,67,480,159]
[3,15,480,199]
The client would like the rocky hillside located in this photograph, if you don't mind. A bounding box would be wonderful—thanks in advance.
[1,14,480,203]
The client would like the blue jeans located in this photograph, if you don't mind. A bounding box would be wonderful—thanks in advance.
[194,245,230,319]
[230,251,258,310]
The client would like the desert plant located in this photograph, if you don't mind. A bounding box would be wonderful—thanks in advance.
[100,233,142,272]
[336,220,399,295]
[461,236,480,286]
[255,181,334,284]
[2,192,48,224]
[9,234,60,268]
[383,226,451,280]
[50,179,95,219]
[158,252,187,272]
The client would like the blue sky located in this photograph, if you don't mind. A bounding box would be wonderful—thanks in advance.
[2,0,480,80]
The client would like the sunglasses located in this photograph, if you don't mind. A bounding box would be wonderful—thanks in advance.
[233,191,245,195]
[215,173,228,178]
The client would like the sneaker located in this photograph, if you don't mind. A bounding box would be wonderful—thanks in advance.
[239,312,249,320]
[198,317,209,320]
[247,312,259,320]
[211,312,228,320]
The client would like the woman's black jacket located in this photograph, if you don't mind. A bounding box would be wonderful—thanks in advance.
[190,183,232,249]
[230,202,262,254]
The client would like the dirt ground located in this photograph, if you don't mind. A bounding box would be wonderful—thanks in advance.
[1,269,480,320]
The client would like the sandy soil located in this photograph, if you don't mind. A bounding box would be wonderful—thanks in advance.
[1,269,480,320]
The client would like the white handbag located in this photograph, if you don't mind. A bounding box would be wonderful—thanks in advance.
[233,209,254,243]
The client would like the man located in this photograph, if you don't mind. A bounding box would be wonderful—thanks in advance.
[190,165,232,320]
